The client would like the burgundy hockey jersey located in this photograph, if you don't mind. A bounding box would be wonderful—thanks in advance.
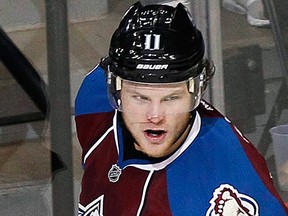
[75,65,288,215]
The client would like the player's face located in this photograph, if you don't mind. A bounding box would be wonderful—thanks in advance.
[121,80,193,158]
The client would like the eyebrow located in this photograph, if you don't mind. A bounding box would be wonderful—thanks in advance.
[124,86,187,97]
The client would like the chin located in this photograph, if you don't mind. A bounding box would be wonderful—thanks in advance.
[135,140,173,158]
[143,148,170,158]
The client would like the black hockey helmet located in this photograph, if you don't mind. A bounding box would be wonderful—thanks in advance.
[102,1,215,112]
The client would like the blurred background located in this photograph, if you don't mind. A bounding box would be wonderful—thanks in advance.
[0,0,287,215]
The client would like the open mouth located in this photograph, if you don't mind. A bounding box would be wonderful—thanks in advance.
[144,129,167,140]
[145,129,165,135]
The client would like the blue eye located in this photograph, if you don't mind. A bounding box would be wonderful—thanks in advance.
[132,95,149,101]
[163,95,180,102]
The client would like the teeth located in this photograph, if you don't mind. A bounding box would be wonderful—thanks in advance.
[146,130,164,136]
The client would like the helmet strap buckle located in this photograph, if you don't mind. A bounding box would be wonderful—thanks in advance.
[116,76,122,91]
[188,78,195,93]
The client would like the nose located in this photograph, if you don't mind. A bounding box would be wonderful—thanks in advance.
[146,101,164,124]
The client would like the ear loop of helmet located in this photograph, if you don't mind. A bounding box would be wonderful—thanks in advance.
[204,59,215,82]
[188,59,215,110]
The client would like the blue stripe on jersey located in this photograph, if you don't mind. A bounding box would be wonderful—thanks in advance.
[75,66,113,116]
[166,117,286,215]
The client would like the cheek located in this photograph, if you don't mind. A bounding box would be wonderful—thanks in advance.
[168,114,191,131]
[122,113,142,130]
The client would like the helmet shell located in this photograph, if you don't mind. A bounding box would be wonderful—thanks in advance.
[108,2,205,83]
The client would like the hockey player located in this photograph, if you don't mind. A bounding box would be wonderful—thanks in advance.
[75,2,288,215]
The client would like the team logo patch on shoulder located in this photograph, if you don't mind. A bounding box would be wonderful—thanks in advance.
[78,195,104,216]
[206,184,259,216]
[108,164,122,183]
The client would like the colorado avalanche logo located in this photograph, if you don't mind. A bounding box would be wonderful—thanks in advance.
[206,184,259,216]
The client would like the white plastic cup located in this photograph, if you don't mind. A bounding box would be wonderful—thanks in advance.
[269,124,288,191]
